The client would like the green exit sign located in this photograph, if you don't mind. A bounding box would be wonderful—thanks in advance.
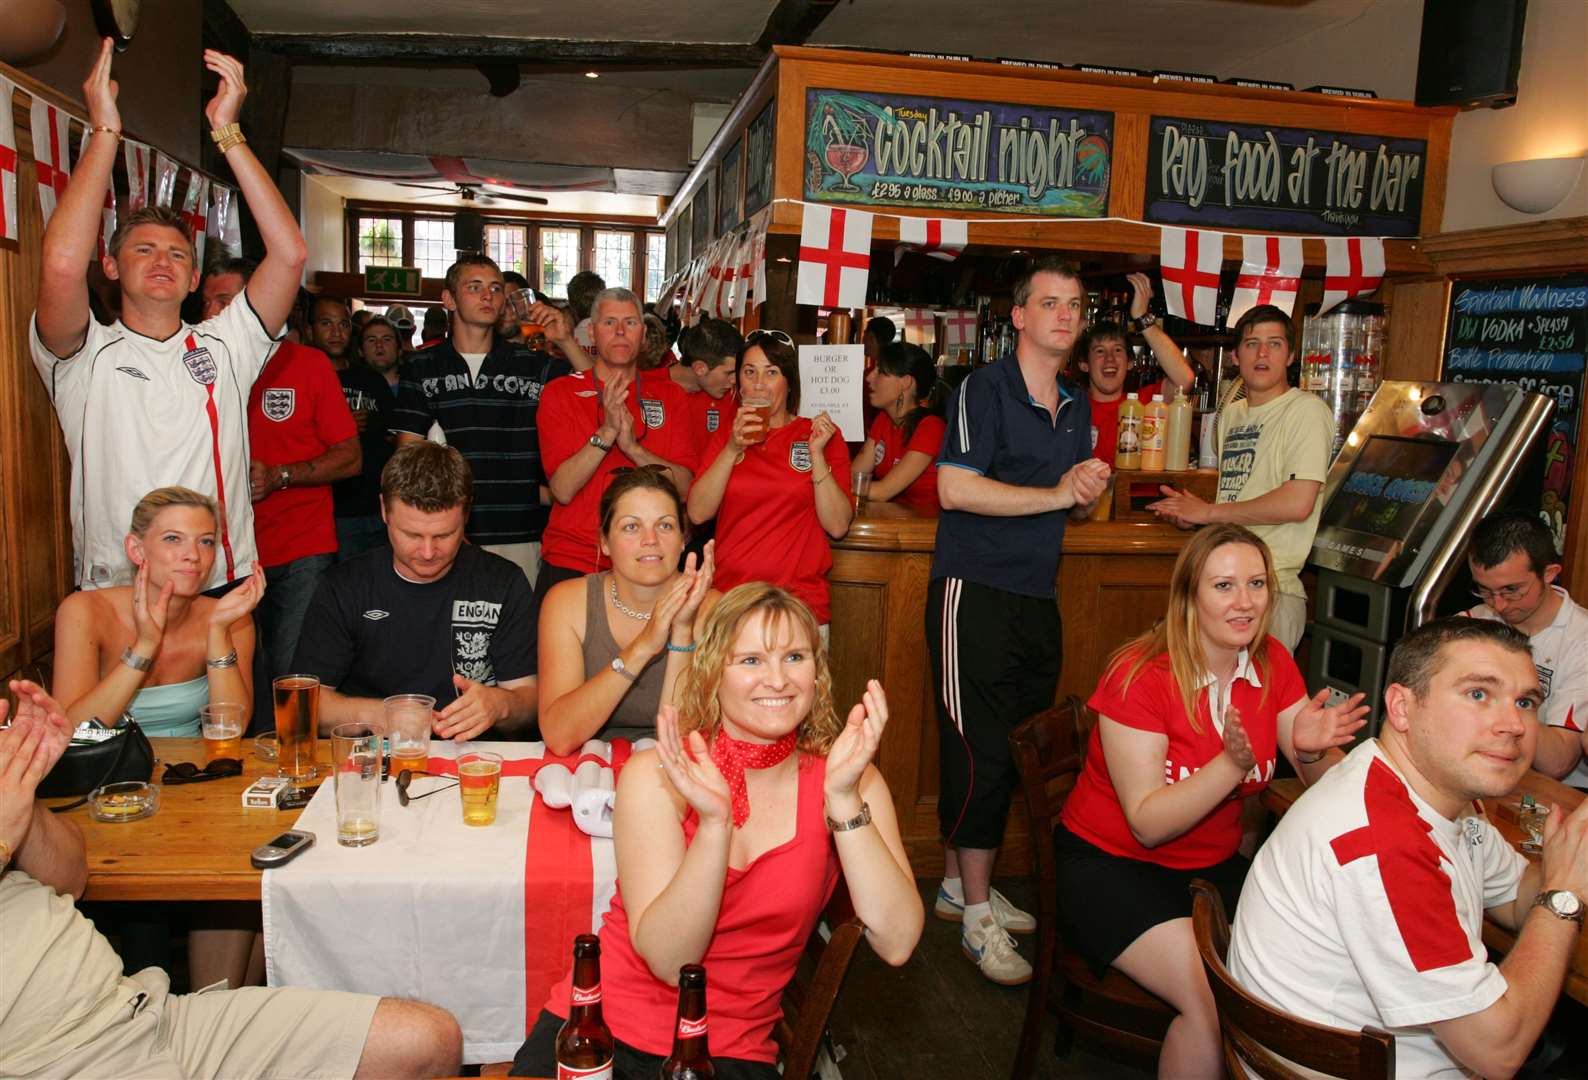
[364,265,422,296]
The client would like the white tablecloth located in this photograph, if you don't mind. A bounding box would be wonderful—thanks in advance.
[262,741,619,1064]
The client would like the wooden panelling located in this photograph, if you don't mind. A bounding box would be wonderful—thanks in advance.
[1382,278,1450,384]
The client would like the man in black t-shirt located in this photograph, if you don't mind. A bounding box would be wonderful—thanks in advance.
[314,298,397,562]
[293,442,538,740]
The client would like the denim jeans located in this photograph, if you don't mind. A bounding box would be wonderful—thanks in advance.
[259,554,335,676]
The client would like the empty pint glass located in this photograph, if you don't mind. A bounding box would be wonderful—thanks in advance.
[331,723,382,847]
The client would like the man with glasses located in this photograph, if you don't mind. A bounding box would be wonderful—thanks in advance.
[1464,510,1588,786]
[392,255,572,586]
[534,287,696,596]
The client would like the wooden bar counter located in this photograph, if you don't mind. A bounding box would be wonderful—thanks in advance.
[827,499,1191,876]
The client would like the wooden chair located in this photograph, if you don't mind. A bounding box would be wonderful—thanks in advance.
[1190,879,1395,1079]
[775,887,867,1080]
[1008,698,1175,1080]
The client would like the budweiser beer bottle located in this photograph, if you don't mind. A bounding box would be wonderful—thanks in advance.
[660,964,714,1078]
[556,935,615,1079]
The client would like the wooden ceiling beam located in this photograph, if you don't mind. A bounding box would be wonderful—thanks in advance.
[250,33,764,68]
[756,0,841,51]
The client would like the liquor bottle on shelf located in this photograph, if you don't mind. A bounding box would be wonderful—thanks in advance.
[556,935,614,1080]
[661,964,714,1078]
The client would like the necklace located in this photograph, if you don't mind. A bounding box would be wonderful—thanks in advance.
[608,575,653,621]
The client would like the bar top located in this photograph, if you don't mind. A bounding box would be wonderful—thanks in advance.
[835,499,1192,556]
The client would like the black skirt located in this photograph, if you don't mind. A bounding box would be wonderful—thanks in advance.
[1053,825,1249,975]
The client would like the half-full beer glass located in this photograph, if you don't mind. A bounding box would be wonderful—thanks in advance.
[458,751,502,826]
[384,693,435,779]
[273,674,320,781]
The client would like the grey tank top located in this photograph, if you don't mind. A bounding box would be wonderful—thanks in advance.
[579,573,664,743]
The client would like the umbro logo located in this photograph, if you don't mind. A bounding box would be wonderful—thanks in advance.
[362,609,390,621]
[116,366,150,381]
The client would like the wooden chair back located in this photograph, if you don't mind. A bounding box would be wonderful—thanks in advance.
[775,886,865,1080]
[1189,879,1395,1080]
[1008,698,1172,1079]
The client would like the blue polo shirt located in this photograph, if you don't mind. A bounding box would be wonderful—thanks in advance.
[931,352,1092,599]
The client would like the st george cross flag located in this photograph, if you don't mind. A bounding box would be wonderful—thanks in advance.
[712,238,738,320]
[749,208,770,312]
[79,128,117,259]
[221,187,243,257]
[1319,237,1385,316]
[153,151,180,208]
[797,204,872,309]
[1158,226,1225,327]
[903,308,935,340]
[896,215,967,263]
[0,77,18,241]
[124,139,152,212]
[943,308,978,350]
[730,229,755,319]
[697,240,727,320]
[180,172,210,265]
[1227,234,1303,328]
[29,98,72,227]
[209,184,238,257]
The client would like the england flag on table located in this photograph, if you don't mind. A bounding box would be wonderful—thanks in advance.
[124,139,152,212]
[0,77,17,241]
[797,204,872,309]
[79,128,116,259]
[896,215,967,263]
[29,98,72,227]
[1319,237,1385,315]
[1227,234,1303,328]
[1158,226,1225,327]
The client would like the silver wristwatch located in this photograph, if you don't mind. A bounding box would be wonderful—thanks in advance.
[1132,312,1158,332]
[610,656,638,683]
[1533,889,1585,926]
[589,433,613,452]
[825,801,872,832]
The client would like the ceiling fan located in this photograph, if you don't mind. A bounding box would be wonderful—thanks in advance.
[392,181,549,206]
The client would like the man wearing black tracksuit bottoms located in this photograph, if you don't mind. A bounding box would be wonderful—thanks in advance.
[927,257,1112,986]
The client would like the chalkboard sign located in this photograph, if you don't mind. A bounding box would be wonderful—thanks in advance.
[1443,273,1588,553]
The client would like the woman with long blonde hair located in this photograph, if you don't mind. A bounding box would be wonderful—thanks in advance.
[1054,523,1367,1080]
[512,583,923,1078]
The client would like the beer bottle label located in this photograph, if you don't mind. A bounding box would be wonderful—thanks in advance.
[556,1062,613,1080]
[569,984,602,1006]
[677,1015,708,1039]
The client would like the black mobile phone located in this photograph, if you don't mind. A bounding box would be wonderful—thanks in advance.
[278,785,320,810]
[250,829,315,869]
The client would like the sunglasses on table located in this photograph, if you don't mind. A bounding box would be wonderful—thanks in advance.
[395,768,458,807]
[161,759,243,785]
[745,329,794,347]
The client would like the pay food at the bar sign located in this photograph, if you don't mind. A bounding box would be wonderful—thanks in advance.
[798,344,866,441]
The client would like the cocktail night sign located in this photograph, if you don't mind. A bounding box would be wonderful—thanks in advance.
[804,88,1112,216]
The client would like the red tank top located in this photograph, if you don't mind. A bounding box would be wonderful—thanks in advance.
[544,755,840,1062]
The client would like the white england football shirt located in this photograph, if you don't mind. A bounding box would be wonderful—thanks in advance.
[1468,588,1588,788]
[1229,741,1525,1079]
[31,296,280,590]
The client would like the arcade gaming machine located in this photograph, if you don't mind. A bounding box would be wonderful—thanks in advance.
[1306,380,1555,732]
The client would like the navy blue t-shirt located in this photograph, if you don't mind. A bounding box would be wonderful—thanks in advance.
[931,353,1092,598]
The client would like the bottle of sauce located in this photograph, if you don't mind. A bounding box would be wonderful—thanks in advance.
[1116,393,1144,470]
[1140,394,1168,471]
[556,935,614,1079]
[1165,388,1193,471]
[661,964,715,1078]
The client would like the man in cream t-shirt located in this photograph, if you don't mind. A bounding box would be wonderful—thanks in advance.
[1150,303,1333,649]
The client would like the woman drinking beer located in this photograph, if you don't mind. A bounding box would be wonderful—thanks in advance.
[513,583,923,1078]
[538,467,718,756]
[854,341,947,510]
[53,486,265,735]
[686,331,852,634]
[1053,524,1367,1080]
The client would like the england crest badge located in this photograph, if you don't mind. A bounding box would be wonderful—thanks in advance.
[706,409,720,433]
[182,345,217,386]
[640,398,665,429]
[789,441,813,472]
[261,388,295,421]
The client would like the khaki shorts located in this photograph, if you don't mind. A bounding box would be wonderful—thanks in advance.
[20,968,380,1080]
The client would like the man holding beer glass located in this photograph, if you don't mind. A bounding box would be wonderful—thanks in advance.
[292,443,538,741]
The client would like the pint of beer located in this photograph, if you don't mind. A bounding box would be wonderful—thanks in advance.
[458,751,502,826]
[200,703,245,762]
[740,397,771,445]
[273,674,321,781]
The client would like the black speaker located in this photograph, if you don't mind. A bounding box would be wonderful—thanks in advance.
[1415,0,1528,108]
[454,210,485,253]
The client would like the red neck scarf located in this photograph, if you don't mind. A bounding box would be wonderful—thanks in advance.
[708,728,799,828]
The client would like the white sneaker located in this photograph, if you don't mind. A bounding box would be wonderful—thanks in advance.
[934,887,1037,936]
[961,913,1033,986]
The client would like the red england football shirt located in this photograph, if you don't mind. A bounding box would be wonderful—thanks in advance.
[703,417,851,623]
[865,411,945,509]
[688,389,738,463]
[539,370,698,573]
[1061,637,1305,869]
[247,342,357,567]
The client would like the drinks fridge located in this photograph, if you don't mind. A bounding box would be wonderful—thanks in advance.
[1299,300,1385,459]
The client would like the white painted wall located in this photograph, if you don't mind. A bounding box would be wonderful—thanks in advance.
[1441,0,1588,231]
[300,174,346,279]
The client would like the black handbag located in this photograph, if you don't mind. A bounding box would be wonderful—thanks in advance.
[40,719,155,810]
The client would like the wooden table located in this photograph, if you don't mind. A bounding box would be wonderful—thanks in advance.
[1262,770,1588,1007]
[43,737,328,901]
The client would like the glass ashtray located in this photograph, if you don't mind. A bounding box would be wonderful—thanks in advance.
[89,781,159,823]
[255,733,279,763]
